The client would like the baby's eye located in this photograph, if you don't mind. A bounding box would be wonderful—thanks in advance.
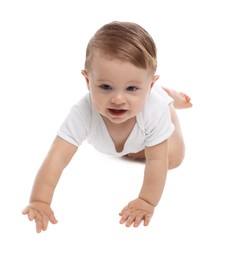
[126,86,138,92]
[100,84,112,90]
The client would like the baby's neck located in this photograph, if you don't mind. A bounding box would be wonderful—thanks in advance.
[102,116,136,129]
[102,116,136,153]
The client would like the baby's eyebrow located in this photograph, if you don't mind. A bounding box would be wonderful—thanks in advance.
[125,81,142,85]
[96,79,113,83]
[95,79,143,86]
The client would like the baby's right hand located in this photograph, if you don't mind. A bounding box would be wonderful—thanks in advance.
[22,201,58,233]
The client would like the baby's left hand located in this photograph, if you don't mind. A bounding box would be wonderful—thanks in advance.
[119,198,155,227]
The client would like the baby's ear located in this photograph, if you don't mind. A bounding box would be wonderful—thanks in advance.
[81,70,90,89]
[150,75,160,89]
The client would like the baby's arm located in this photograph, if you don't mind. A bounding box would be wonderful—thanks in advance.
[22,136,77,233]
[119,139,168,227]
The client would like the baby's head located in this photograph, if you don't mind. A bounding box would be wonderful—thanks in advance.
[84,21,157,74]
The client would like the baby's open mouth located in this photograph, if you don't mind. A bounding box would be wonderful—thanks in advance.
[108,108,127,116]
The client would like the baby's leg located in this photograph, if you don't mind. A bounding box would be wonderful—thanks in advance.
[162,87,192,109]
[167,103,185,169]
[127,104,185,169]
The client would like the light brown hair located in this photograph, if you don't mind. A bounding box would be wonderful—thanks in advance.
[84,21,157,73]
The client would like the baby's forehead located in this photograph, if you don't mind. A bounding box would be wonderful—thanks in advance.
[89,55,154,82]
[88,50,125,68]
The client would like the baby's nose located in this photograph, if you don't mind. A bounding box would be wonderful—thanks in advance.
[111,93,126,104]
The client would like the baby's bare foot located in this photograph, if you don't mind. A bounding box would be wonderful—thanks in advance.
[162,87,192,109]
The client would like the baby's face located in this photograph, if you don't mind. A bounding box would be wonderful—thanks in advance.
[82,51,158,125]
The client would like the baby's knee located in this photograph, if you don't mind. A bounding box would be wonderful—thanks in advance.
[168,142,185,169]
[168,154,184,169]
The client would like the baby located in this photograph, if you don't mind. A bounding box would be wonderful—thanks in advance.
[22,21,192,232]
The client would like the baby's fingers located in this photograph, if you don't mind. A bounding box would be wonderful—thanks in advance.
[119,205,128,217]
[143,213,152,226]
[27,209,43,233]
[119,210,131,226]
[133,214,144,227]
[22,206,30,217]
[34,211,56,232]
[124,212,146,227]
[22,207,46,232]
[41,215,51,232]
[22,207,36,221]
[49,213,58,225]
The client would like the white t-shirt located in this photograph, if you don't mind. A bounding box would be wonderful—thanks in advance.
[57,85,175,157]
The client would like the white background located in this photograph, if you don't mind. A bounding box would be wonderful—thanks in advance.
[1,0,227,259]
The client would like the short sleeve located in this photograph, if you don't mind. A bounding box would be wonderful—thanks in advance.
[144,104,174,147]
[138,88,175,147]
[57,95,91,147]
